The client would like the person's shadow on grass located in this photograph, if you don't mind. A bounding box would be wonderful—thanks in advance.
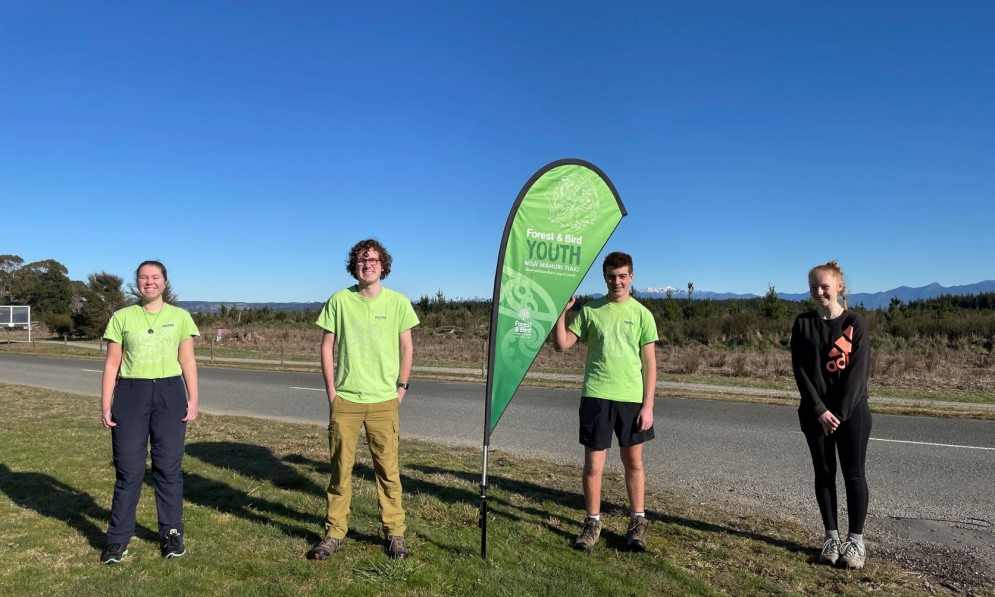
[405,462,812,556]
[224,445,812,558]
[184,441,380,545]
[182,471,320,541]
[0,463,157,549]
[279,451,578,552]
[186,441,325,496]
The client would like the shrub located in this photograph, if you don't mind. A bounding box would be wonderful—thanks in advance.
[41,312,73,337]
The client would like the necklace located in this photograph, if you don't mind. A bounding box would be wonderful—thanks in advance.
[140,304,165,334]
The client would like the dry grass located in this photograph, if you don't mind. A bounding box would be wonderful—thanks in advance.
[189,325,991,395]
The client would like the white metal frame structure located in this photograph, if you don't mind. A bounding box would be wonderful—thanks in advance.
[0,305,32,341]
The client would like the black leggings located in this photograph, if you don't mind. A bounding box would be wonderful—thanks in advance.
[799,400,872,535]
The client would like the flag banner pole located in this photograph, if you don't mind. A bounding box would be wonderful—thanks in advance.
[479,448,489,558]
[480,158,626,559]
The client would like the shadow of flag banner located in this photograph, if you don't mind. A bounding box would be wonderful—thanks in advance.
[479,158,626,558]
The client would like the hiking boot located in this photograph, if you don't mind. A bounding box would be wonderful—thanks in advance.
[625,515,650,551]
[840,540,865,569]
[160,529,185,558]
[307,536,344,560]
[818,537,841,565]
[572,518,602,552]
[386,535,410,560]
[100,543,128,564]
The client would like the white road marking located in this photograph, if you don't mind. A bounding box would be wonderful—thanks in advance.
[797,432,993,451]
[81,369,102,373]
[290,386,324,392]
[870,437,995,451]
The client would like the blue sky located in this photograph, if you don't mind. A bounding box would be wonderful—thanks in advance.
[2,2,992,302]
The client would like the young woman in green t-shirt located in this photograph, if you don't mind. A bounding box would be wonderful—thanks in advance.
[99,260,200,564]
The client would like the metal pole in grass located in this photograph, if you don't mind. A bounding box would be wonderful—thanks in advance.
[479,437,489,558]
[479,332,492,557]
[480,287,497,558]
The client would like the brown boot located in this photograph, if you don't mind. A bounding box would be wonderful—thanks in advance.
[625,515,649,551]
[572,518,602,552]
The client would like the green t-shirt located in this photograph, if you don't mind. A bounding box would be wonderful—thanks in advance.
[568,297,658,403]
[315,286,419,404]
[104,304,200,379]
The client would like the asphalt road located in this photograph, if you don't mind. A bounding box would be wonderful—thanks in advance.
[2,352,993,579]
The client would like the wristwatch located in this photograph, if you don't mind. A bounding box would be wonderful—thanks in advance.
[396,382,409,390]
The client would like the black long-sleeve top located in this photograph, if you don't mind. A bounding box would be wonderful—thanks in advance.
[790,310,870,421]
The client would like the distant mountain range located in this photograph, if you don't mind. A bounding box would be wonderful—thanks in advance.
[639,287,759,300]
[636,280,995,310]
[178,280,995,313]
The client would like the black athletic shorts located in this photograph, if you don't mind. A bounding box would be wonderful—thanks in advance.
[579,396,655,450]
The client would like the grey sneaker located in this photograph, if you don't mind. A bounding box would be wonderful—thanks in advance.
[100,542,128,564]
[386,535,409,560]
[572,518,602,552]
[307,536,344,560]
[818,537,841,565]
[625,515,649,551]
[160,529,185,558]
[840,540,866,569]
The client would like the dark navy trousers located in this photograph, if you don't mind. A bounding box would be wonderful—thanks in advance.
[107,376,187,543]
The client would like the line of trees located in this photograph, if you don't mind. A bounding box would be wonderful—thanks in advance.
[410,286,995,352]
[627,286,994,351]
[190,305,318,329]
[0,254,175,339]
[4,253,993,352]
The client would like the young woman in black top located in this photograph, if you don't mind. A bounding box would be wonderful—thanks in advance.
[791,260,871,569]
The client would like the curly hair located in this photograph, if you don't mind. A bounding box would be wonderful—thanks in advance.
[602,251,633,275]
[346,239,392,280]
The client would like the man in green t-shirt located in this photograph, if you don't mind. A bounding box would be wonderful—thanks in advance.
[307,239,419,561]
[554,251,659,552]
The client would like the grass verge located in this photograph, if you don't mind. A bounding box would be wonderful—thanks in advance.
[0,383,952,596]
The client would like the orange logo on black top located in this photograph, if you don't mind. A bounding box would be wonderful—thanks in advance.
[826,325,854,373]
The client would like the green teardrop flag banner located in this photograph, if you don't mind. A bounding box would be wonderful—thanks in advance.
[485,159,626,437]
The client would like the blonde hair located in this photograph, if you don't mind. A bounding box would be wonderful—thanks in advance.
[808,260,848,309]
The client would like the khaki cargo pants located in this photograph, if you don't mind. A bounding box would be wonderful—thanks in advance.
[323,397,405,540]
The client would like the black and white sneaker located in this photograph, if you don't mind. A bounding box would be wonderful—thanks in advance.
[100,543,128,564]
[818,537,841,565]
[160,529,186,558]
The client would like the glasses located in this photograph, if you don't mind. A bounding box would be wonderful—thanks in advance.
[357,258,381,266]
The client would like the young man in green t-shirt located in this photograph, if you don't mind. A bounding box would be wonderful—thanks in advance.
[307,239,419,561]
[554,251,659,552]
